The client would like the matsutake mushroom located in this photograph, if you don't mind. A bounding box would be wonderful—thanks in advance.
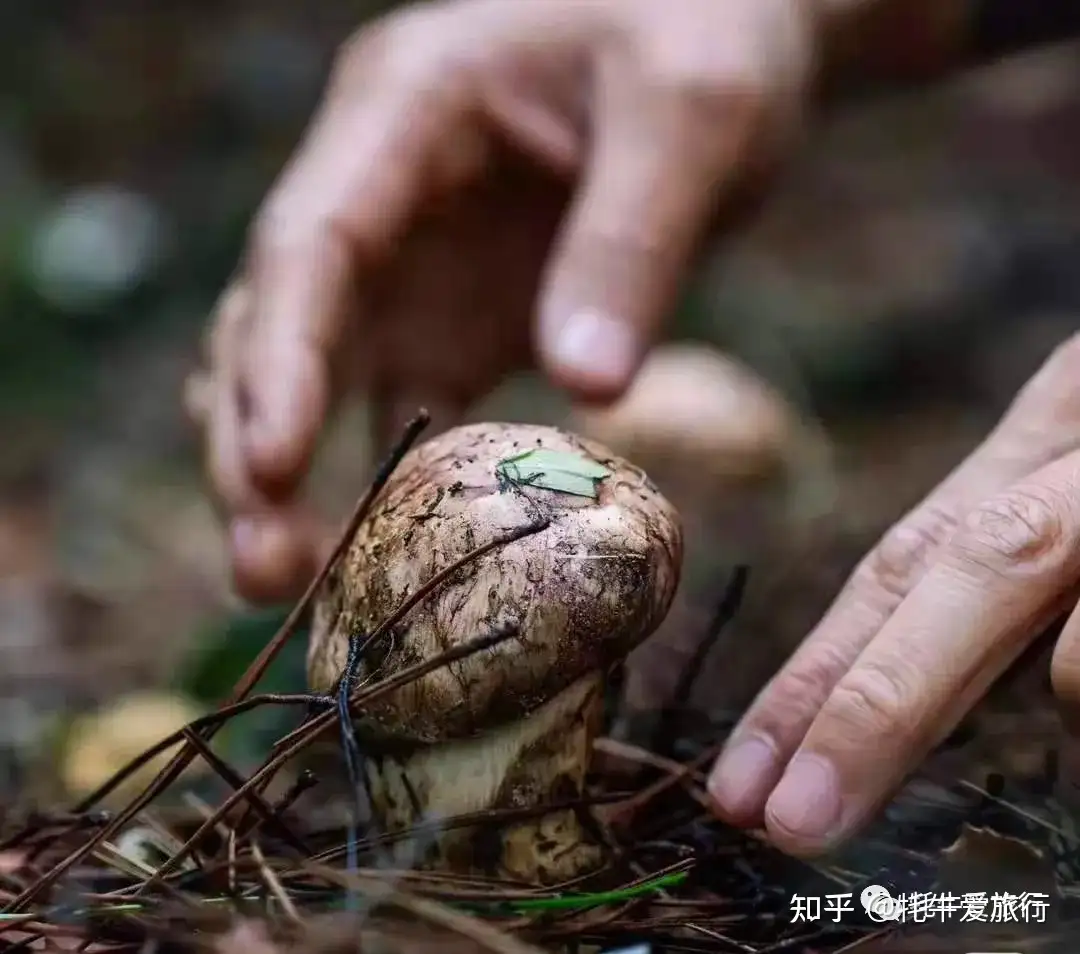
[309,423,682,884]
[571,343,798,486]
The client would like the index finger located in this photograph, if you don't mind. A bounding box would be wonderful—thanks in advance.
[236,31,478,497]
[763,454,1080,857]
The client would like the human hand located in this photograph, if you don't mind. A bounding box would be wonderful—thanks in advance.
[186,0,823,603]
[708,334,1080,856]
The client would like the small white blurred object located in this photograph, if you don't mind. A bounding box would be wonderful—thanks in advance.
[28,185,167,313]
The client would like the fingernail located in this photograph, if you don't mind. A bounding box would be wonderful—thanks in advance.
[766,754,843,845]
[707,737,779,821]
[548,309,637,387]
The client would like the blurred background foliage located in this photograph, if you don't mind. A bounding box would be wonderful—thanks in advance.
[3,3,1080,800]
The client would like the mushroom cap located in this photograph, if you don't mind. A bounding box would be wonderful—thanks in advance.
[309,423,682,743]
[571,343,797,481]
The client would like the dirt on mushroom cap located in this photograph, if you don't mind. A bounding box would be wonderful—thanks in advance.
[308,423,683,744]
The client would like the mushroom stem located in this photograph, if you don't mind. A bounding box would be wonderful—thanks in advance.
[312,422,682,884]
[363,672,606,884]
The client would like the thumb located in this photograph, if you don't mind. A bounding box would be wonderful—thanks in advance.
[536,62,763,403]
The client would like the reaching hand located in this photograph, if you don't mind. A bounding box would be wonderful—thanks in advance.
[709,334,1080,856]
[186,0,822,603]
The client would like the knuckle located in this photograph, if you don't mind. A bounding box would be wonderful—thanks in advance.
[633,32,768,123]
[828,661,919,740]
[860,504,958,603]
[957,487,1067,572]
[751,642,853,736]
[647,61,766,127]
[333,5,460,93]
[630,3,796,119]
[645,56,754,97]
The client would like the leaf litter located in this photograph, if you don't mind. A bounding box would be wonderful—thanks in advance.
[1,413,1079,954]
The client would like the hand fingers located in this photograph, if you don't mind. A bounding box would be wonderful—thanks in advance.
[763,453,1080,856]
[198,282,327,603]
[204,282,259,513]
[708,336,1080,826]
[536,42,774,403]
[229,508,328,604]
[185,283,241,426]
[237,17,483,499]
[215,353,322,603]
[707,444,1023,826]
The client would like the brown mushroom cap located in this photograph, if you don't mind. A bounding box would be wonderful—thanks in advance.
[309,423,682,743]
[571,343,797,482]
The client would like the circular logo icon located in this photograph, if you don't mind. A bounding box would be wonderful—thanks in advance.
[860,885,903,922]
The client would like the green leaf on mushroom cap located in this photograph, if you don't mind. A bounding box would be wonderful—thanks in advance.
[495,447,611,499]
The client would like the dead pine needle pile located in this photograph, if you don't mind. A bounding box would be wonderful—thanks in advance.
[3,411,1080,954]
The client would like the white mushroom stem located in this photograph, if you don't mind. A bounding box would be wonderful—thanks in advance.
[362,673,605,883]
[310,423,682,885]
